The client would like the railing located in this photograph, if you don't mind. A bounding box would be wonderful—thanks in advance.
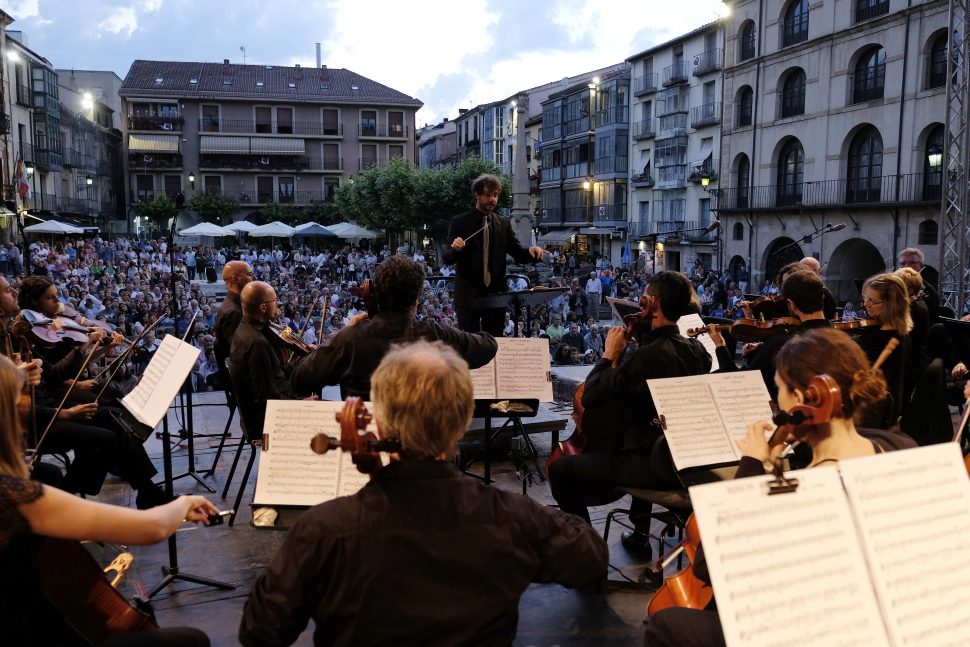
[359,157,389,170]
[197,119,343,136]
[129,115,183,132]
[595,106,629,126]
[16,84,31,107]
[690,103,721,128]
[662,62,689,86]
[658,97,688,117]
[541,167,563,183]
[658,113,688,134]
[634,74,659,96]
[633,120,656,140]
[130,190,156,203]
[55,196,94,213]
[358,124,408,138]
[128,152,183,169]
[714,173,944,211]
[658,164,686,186]
[563,206,590,223]
[692,49,723,76]
[20,142,34,163]
[199,154,342,171]
[35,149,63,172]
[235,190,327,205]
[631,173,655,188]
[652,219,717,242]
[855,0,889,23]
[688,159,719,184]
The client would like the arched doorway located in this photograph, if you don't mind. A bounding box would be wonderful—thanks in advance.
[728,255,747,288]
[761,237,802,290]
[826,238,886,304]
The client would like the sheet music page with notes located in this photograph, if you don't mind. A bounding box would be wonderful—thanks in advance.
[121,334,201,428]
[838,443,970,647]
[690,469,890,647]
[677,313,719,372]
[470,337,552,401]
[253,400,382,507]
[648,372,773,470]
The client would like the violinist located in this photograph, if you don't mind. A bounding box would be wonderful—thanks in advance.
[799,256,837,320]
[213,261,253,408]
[229,281,304,441]
[548,271,711,554]
[290,255,497,399]
[744,269,831,399]
[857,273,911,427]
[0,356,217,646]
[894,267,930,402]
[240,341,607,646]
[644,328,917,647]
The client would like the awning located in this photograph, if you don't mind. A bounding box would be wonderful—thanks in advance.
[580,227,617,235]
[129,134,180,152]
[250,138,305,154]
[538,228,578,244]
[200,136,251,153]
[697,139,714,164]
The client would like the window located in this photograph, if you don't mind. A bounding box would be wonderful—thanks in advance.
[927,33,948,89]
[255,107,272,134]
[736,86,753,127]
[276,108,293,134]
[853,47,886,103]
[201,105,219,132]
[360,110,377,137]
[855,0,889,23]
[361,144,378,168]
[699,198,711,227]
[203,175,222,195]
[846,126,883,203]
[324,177,340,203]
[322,108,339,135]
[923,124,944,201]
[257,176,273,202]
[739,21,756,61]
[323,143,340,170]
[737,154,751,208]
[278,176,295,203]
[135,174,154,199]
[919,220,939,245]
[163,175,181,198]
[780,69,806,118]
[388,111,404,137]
[733,222,744,240]
[776,139,804,206]
[389,145,404,159]
[782,0,809,47]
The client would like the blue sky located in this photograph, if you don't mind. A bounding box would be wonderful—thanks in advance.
[5,0,728,125]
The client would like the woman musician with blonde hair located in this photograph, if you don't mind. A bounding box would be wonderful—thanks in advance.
[857,272,912,427]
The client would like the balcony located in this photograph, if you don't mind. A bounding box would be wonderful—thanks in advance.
[714,173,944,211]
[538,207,561,225]
[595,106,629,127]
[130,190,156,204]
[662,62,689,86]
[55,196,94,214]
[358,123,408,138]
[688,159,718,184]
[19,142,34,164]
[35,149,63,172]
[692,49,723,76]
[632,120,656,140]
[235,190,327,206]
[15,84,31,108]
[359,157,390,170]
[199,154,343,171]
[128,115,183,132]
[657,164,686,187]
[634,74,659,96]
[652,219,717,243]
[690,103,721,128]
[658,113,688,135]
[128,152,183,169]
[197,119,343,136]
[632,173,655,188]
[855,0,889,23]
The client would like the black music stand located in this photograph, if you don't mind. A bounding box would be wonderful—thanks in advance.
[470,287,567,330]
[463,398,542,492]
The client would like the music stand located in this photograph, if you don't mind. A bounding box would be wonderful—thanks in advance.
[463,398,543,493]
[470,287,567,330]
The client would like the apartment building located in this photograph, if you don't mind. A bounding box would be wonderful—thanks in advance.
[119,59,422,226]
[416,118,457,170]
[717,0,947,302]
[628,22,724,274]
[537,63,632,261]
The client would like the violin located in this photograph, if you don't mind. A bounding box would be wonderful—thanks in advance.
[59,303,115,333]
[646,514,713,617]
[729,295,790,319]
[267,320,315,356]
[831,317,880,332]
[687,316,801,342]
[309,397,400,475]
[620,293,658,340]
[20,308,95,345]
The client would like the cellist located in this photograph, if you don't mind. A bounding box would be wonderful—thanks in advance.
[548,271,711,557]
[644,328,917,647]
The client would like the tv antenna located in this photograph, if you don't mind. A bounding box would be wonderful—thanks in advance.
[240,45,247,64]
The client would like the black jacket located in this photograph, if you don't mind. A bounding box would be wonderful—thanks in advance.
[229,318,299,439]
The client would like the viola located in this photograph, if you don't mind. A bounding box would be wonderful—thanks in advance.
[309,397,400,475]
[646,514,713,617]
[687,316,801,343]
[19,308,96,346]
[621,293,658,340]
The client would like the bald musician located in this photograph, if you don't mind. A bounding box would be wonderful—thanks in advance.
[213,260,254,397]
[798,256,837,320]
[240,341,607,646]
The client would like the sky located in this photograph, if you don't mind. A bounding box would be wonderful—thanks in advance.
[4,0,728,126]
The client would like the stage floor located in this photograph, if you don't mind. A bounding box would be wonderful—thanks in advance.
[88,389,661,646]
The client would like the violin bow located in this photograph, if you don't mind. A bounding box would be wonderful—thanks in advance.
[299,302,315,335]
[93,316,165,402]
[871,337,900,372]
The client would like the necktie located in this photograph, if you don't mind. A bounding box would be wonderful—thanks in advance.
[482,216,491,287]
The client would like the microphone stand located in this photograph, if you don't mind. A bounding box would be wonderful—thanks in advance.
[769,223,843,258]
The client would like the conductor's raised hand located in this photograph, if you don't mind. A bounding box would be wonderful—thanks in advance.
[450,237,465,251]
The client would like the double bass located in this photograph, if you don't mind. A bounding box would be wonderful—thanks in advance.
[544,293,658,505]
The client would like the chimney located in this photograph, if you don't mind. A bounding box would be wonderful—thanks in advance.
[295,63,300,68]
[224,59,229,65]
[316,43,322,69]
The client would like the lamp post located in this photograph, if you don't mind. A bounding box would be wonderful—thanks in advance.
[188,172,196,191]
[25,162,36,211]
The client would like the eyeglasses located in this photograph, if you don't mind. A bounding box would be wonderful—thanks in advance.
[863,297,883,306]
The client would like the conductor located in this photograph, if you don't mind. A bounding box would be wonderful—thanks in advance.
[443,174,545,335]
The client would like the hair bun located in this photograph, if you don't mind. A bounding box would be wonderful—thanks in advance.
[849,367,887,406]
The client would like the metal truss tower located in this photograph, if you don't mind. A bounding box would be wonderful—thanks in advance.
[940,0,970,313]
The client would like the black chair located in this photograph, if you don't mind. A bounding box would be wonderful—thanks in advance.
[205,361,239,478]
[223,358,262,527]
[900,358,953,446]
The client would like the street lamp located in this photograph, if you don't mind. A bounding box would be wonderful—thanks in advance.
[188,172,195,189]
[85,175,93,186]
[928,145,943,170]
[582,179,593,226]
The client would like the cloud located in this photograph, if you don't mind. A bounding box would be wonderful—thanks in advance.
[140,0,164,11]
[96,6,138,38]
[6,0,53,25]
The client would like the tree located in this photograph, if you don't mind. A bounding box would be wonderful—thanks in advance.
[134,194,179,230]
[189,192,240,226]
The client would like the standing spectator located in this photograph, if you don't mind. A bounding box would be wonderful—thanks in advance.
[585,271,602,319]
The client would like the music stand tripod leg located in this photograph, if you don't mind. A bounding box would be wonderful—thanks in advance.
[157,379,215,493]
[203,404,235,477]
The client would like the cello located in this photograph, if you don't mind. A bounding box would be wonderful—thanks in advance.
[309,397,399,474]
[544,293,657,505]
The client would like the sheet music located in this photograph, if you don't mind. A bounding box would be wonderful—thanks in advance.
[839,444,970,647]
[253,400,383,507]
[677,313,719,372]
[121,334,201,428]
[648,377,736,469]
[648,372,773,470]
[690,469,890,647]
[471,337,552,401]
